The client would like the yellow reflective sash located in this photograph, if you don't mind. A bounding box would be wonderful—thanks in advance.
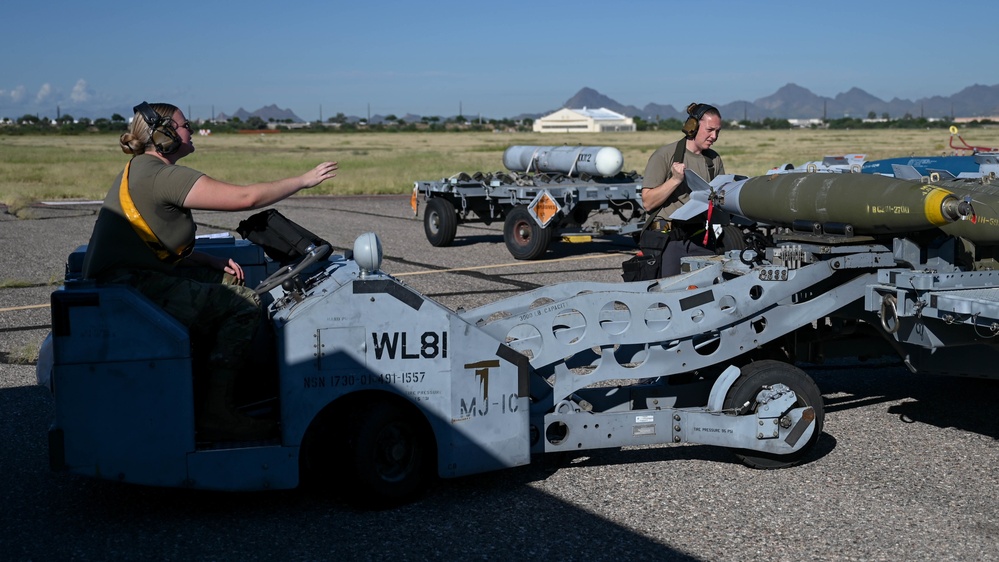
[118,159,193,263]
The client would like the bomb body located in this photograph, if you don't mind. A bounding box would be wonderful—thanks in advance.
[503,145,624,177]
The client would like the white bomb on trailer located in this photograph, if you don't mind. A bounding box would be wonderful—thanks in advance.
[502,145,624,178]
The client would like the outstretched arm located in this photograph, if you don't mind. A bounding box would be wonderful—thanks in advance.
[183,161,338,211]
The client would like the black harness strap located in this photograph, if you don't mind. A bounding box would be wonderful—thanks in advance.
[641,138,688,231]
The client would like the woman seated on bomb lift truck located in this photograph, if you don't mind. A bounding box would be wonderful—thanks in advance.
[81,101,338,441]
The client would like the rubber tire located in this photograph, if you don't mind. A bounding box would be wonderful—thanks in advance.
[504,205,555,260]
[718,225,747,253]
[342,401,433,508]
[722,360,824,469]
[424,197,458,247]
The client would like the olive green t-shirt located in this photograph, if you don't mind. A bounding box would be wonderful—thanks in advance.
[82,154,204,279]
[642,139,725,221]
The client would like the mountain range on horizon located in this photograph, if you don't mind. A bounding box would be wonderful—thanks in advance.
[219,83,999,124]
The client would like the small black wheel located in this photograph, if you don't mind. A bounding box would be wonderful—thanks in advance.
[343,401,433,507]
[424,197,458,247]
[723,360,824,469]
[718,225,747,253]
[504,205,555,260]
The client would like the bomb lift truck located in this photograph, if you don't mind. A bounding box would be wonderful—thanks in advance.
[38,207,999,506]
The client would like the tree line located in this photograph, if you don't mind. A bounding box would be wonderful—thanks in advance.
[2,112,995,135]
[634,116,996,131]
[0,111,539,134]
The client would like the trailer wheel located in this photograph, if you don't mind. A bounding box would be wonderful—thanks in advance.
[332,400,433,508]
[723,360,824,469]
[504,205,554,260]
[424,198,458,247]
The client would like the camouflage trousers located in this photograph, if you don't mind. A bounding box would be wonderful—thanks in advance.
[102,267,262,371]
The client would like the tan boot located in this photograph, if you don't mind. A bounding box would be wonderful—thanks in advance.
[197,369,277,441]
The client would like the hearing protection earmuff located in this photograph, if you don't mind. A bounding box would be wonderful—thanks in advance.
[681,102,716,140]
[133,101,182,155]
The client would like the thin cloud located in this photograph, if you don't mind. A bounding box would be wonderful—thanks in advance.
[35,83,52,104]
[70,79,91,103]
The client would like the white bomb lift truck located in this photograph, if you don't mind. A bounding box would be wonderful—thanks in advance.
[38,215,999,506]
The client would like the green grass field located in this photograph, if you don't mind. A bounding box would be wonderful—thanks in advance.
[3,127,998,212]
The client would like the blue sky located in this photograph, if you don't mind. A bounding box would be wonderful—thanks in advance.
[2,0,996,122]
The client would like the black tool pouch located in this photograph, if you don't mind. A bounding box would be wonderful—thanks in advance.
[621,252,661,282]
[236,209,331,265]
[622,229,671,282]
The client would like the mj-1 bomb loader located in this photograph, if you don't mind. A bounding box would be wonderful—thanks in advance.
[39,165,999,506]
[39,221,824,506]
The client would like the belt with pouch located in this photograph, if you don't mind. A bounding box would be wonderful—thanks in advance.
[650,219,671,232]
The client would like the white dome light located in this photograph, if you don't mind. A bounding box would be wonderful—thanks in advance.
[353,232,383,274]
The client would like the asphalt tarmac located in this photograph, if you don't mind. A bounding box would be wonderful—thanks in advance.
[1,196,996,561]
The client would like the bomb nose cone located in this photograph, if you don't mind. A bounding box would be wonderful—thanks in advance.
[593,147,624,177]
